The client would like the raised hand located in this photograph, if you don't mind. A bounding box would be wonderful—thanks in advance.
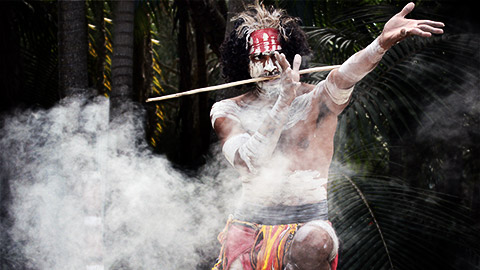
[275,52,302,105]
[379,2,445,49]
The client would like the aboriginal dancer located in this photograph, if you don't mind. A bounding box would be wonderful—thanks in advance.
[210,2,444,269]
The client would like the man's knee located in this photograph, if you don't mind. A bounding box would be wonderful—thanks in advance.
[286,221,336,270]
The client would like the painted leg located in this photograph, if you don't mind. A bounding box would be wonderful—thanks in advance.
[284,221,336,270]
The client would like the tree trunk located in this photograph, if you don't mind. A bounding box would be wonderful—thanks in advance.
[91,0,106,96]
[195,28,212,159]
[110,0,135,121]
[58,0,89,97]
[176,0,196,166]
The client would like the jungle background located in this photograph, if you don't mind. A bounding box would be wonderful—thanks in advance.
[0,0,479,269]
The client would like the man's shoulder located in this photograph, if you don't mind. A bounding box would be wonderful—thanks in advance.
[210,95,245,122]
[214,92,250,104]
[213,92,258,109]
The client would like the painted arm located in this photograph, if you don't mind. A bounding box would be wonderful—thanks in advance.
[211,54,301,174]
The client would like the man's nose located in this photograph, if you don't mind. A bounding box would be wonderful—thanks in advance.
[263,57,277,72]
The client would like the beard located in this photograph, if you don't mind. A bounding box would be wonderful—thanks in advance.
[249,60,283,101]
[257,79,282,100]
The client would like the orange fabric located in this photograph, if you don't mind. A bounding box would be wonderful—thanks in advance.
[252,224,297,270]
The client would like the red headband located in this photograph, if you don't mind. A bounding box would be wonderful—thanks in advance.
[249,28,282,55]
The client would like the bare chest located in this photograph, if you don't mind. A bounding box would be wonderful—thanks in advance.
[238,96,337,169]
[278,102,337,157]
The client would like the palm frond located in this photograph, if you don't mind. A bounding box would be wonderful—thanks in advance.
[329,172,479,270]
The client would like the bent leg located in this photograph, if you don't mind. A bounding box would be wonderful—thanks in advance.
[284,221,338,270]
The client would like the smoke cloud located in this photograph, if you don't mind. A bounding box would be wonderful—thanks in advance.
[0,95,240,269]
[417,85,479,143]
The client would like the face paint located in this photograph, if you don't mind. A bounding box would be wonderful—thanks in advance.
[263,57,276,73]
[248,52,283,78]
[248,28,284,79]
[248,60,265,78]
[248,28,285,98]
[248,52,284,99]
[248,53,283,100]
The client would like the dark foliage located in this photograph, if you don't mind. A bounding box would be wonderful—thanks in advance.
[0,1,59,112]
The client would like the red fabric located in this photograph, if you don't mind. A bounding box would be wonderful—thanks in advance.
[331,253,338,270]
[223,223,257,270]
[249,28,282,54]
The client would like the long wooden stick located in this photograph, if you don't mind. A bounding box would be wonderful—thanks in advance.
[146,65,340,103]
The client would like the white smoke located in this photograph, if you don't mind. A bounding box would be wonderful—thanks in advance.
[417,85,480,143]
[0,95,240,269]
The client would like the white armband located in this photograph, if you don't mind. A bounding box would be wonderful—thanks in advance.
[222,133,250,167]
[237,131,275,174]
[218,94,290,174]
[222,131,275,175]
[324,75,354,105]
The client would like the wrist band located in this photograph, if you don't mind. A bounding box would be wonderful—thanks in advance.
[365,37,387,63]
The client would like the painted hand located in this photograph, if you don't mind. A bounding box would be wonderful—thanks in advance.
[379,2,445,49]
[275,52,302,105]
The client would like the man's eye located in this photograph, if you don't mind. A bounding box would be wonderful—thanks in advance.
[253,55,261,61]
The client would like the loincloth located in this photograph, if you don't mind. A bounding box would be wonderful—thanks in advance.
[212,202,338,270]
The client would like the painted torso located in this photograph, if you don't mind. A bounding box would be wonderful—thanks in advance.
[214,81,340,206]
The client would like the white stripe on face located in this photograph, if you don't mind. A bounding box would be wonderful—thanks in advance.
[249,60,264,78]
[248,51,283,78]
[263,57,275,72]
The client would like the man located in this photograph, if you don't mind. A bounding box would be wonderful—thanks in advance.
[210,2,444,270]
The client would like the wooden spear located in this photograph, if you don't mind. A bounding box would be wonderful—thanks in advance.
[145,65,340,103]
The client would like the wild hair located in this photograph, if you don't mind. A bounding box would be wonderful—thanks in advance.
[220,1,311,83]
[232,2,297,45]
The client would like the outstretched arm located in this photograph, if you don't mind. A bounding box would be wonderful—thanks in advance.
[324,2,444,106]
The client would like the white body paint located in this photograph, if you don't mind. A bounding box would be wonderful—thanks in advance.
[210,89,324,206]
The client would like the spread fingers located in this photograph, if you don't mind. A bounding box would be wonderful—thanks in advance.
[418,20,445,28]
[418,24,444,34]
